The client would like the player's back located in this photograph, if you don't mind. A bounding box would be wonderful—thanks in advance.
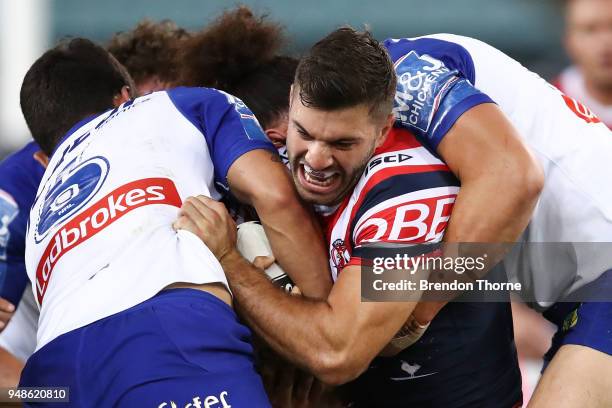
[26,88,264,350]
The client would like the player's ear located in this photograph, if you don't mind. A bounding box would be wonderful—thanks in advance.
[112,85,132,107]
[33,150,50,168]
[375,113,395,148]
[264,113,289,148]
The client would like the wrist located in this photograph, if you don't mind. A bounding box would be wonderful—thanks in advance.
[219,247,244,268]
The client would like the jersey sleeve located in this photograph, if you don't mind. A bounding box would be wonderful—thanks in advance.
[0,189,29,306]
[383,37,495,150]
[0,285,38,361]
[167,87,277,190]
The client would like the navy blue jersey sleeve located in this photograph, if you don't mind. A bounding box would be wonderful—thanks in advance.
[0,141,45,305]
[167,87,276,189]
[383,37,495,150]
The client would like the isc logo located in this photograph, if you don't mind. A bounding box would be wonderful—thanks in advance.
[354,195,456,244]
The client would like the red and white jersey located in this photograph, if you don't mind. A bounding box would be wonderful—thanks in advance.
[323,127,459,280]
[385,34,612,307]
[555,66,612,129]
[26,87,275,350]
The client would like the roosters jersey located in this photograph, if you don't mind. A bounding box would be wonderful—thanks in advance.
[26,87,275,350]
[323,127,459,281]
[384,35,612,307]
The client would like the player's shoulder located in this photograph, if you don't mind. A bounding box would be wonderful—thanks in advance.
[349,127,457,211]
[0,141,44,206]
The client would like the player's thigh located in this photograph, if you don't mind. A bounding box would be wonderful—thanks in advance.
[529,344,612,408]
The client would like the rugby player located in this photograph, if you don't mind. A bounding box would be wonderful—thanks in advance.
[379,33,612,408]
[177,26,523,407]
[201,21,611,406]
[18,38,330,407]
[0,20,191,386]
[0,142,45,386]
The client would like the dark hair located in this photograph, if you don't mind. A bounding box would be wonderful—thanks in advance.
[20,38,134,155]
[294,27,396,120]
[178,6,297,129]
[107,19,189,86]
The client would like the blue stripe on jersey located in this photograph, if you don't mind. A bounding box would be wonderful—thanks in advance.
[383,37,495,151]
[349,171,459,247]
[0,141,45,305]
[167,87,276,190]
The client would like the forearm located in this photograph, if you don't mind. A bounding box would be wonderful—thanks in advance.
[227,149,332,299]
[222,251,417,384]
[0,347,23,387]
[253,192,331,299]
[220,251,339,372]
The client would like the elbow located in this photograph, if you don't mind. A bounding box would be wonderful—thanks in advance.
[252,181,297,213]
[309,348,369,386]
[513,152,544,205]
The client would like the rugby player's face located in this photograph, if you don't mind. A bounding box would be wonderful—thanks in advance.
[566,0,612,88]
[286,96,390,206]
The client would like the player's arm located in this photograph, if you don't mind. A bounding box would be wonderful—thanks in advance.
[169,87,332,300]
[227,149,332,299]
[438,103,543,244]
[412,103,543,324]
[175,196,419,385]
[0,346,23,387]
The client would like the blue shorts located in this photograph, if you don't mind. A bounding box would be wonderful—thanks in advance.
[543,270,612,366]
[20,288,271,407]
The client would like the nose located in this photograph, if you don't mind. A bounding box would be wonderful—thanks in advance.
[305,141,333,170]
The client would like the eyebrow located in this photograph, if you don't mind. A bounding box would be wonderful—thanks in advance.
[293,119,361,143]
[293,120,312,139]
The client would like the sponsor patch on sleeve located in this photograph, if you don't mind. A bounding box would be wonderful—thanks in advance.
[393,51,459,135]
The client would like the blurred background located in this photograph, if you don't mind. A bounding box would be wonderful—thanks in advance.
[1,0,568,155]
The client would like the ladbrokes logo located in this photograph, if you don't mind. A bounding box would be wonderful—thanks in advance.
[35,177,182,304]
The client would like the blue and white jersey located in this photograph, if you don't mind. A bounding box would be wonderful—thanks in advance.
[385,35,612,307]
[0,141,45,306]
[26,87,275,350]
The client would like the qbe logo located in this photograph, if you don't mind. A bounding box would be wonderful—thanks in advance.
[158,391,231,408]
[35,156,109,243]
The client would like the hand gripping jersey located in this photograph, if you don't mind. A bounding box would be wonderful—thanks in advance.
[384,35,612,308]
[0,141,45,306]
[323,127,459,280]
[25,87,275,350]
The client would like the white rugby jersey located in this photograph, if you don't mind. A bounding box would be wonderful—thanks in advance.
[384,35,612,307]
[26,87,275,350]
[322,127,459,281]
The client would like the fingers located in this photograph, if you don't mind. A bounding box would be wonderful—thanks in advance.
[172,215,199,234]
[253,255,276,270]
[0,298,15,314]
[189,195,231,221]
